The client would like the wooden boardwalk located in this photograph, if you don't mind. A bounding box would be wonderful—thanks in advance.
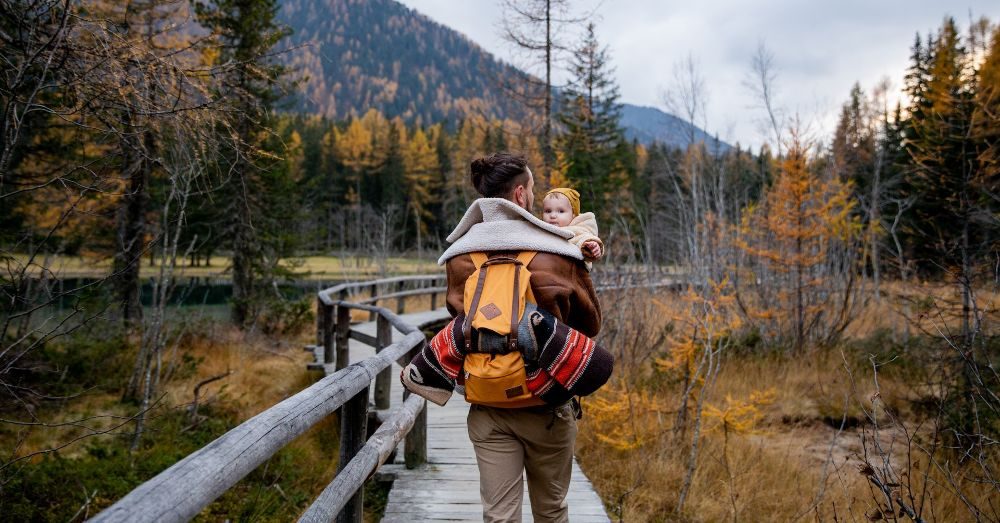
[342,309,610,522]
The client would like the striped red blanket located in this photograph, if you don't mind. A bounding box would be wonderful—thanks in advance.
[401,304,614,406]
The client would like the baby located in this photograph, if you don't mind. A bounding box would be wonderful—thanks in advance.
[541,188,603,267]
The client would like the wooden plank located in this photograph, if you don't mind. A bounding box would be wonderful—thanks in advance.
[322,303,335,366]
[318,274,446,306]
[356,286,447,305]
[387,489,603,504]
[381,503,608,521]
[348,329,377,347]
[404,360,427,468]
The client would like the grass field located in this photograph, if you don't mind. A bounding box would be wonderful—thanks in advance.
[11,254,441,280]
[577,283,1000,521]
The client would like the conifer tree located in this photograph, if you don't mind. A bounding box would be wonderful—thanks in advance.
[193,0,292,326]
[735,135,860,350]
[556,23,626,216]
[973,25,1000,241]
[403,127,441,250]
[897,18,1000,346]
[431,124,453,239]
[380,119,406,213]
[832,83,894,290]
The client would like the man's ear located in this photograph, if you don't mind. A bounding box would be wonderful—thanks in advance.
[512,185,525,207]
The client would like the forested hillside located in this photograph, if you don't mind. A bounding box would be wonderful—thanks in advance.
[277,0,720,148]
[279,0,529,124]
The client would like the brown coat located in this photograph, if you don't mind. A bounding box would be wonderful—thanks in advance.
[445,252,602,337]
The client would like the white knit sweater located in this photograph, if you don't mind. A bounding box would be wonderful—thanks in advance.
[438,198,585,265]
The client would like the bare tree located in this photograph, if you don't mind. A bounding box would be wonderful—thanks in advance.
[663,53,709,149]
[130,119,221,449]
[1,0,235,469]
[498,0,586,185]
[745,40,785,156]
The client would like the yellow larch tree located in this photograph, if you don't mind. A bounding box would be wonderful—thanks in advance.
[403,126,440,249]
[734,134,861,350]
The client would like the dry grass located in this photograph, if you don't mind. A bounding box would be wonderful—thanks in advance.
[576,281,1000,522]
[14,254,440,280]
[0,321,347,520]
[163,325,316,422]
[4,279,446,513]
[844,280,1000,340]
[7,322,329,472]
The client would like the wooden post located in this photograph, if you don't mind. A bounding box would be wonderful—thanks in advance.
[316,297,325,346]
[430,291,437,310]
[404,343,427,468]
[335,304,350,371]
[395,281,406,314]
[373,315,393,410]
[322,303,335,367]
[337,387,369,523]
[368,283,378,321]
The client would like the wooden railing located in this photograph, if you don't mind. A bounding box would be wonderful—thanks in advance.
[93,274,449,523]
[312,274,447,373]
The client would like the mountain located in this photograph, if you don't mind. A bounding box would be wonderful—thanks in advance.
[620,105,730,152]
[277,0,725,149]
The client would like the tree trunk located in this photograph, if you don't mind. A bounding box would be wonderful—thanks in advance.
[231,182,253,326]
[795,196,804,351]
[542,0,552,185]
[871,150,883,300]
[113,126,152,323]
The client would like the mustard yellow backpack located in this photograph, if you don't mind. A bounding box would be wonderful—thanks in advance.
[461,251,545,408]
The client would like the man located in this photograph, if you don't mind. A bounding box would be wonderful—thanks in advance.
[438,152,601,522]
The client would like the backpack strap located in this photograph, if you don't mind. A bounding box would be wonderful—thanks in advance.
[463,266,489,352]
[509,262,521,351]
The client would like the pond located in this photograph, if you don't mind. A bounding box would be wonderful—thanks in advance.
[40,277,351,309]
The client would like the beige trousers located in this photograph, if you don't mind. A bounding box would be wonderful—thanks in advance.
[466,402,578,523]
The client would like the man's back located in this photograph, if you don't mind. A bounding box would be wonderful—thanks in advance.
[445,251,601,337]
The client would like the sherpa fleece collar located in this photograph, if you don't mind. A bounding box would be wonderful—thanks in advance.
[438,198,583,265]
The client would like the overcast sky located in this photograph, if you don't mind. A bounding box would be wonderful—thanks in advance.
[396,0,999,150]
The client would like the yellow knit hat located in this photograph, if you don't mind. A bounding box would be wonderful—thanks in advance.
[544,188,581,216]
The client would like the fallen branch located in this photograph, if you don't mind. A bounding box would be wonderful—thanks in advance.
[187,370,233,421]
[859,463,925,523]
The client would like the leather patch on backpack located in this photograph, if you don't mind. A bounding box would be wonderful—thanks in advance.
[505,385,525,398]
[480,303,502,320]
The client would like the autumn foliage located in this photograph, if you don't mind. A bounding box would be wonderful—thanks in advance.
[734,135,862,349]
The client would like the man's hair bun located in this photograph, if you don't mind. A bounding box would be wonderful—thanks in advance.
[470,157,491,193]
[469,152,528,197]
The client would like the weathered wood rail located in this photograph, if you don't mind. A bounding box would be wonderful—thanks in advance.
[94,274,449,523]
[93,267,682,522]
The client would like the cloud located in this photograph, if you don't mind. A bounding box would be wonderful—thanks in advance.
[399,0,1000,149]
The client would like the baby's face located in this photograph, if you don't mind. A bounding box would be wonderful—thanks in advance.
[542,194,575,227]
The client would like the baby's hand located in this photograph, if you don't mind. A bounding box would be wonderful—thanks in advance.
[582,240,602,259]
